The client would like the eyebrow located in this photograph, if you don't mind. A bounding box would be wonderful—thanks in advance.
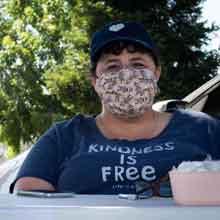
[102,58,120,64]
[102,56,145,63]
[129,57,145,62]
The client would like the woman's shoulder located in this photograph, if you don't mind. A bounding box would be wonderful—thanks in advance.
[173,109,220,126]
[51,114,94,134]
[52,114,95,132]
[55,114,94,125]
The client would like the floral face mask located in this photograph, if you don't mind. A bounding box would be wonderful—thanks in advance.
[95,68,158,118]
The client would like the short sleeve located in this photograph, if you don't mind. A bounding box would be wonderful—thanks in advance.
[9,125,60,193]
[209,118,220,159]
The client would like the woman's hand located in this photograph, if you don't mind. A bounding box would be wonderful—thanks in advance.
[14,177,55,193]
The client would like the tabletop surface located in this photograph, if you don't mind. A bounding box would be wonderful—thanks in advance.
[1,194,220,220]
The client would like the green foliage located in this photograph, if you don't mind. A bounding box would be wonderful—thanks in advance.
[88,0,220,98]
[0,0,219,153]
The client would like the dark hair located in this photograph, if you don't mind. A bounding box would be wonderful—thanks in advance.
[90,41,160,76]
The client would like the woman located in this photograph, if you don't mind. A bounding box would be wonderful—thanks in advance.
[10,21,220,194]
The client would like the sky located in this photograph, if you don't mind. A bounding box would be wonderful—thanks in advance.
[202,0,220,50]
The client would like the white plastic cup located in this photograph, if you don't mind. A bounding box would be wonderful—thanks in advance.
[169,170,220,205]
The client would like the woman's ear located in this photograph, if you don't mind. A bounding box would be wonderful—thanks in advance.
[155,66,161,81]
[89,73,97,87]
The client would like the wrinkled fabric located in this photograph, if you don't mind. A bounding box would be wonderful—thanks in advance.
[10,110,220,194]
[95,68,158,118]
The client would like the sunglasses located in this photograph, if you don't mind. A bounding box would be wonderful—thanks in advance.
[118,175,172,200]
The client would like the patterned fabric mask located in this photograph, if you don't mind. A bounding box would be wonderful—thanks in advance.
[95,68,158,118]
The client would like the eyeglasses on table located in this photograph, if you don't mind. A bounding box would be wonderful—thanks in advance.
[118,174,172,200]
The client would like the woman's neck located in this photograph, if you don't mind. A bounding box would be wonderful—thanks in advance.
[96,110,166,140]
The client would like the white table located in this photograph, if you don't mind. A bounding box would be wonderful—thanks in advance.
[0,194,220,220]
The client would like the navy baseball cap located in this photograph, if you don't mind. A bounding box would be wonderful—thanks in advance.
[90,21,159,64]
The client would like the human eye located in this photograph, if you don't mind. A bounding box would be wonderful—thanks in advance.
[132,62,146,69]
[105,63,121,72]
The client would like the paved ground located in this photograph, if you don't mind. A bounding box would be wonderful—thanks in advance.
[0,145,6,165]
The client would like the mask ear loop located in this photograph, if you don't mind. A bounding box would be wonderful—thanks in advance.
[154,79,160,95]
[141,68,160,96]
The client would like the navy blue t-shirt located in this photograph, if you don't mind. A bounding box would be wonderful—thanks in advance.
[10,110,220,194]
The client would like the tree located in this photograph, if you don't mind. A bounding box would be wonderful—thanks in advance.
[0,0,83,154]
[88,0,220,99]
[0,0,219,154]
